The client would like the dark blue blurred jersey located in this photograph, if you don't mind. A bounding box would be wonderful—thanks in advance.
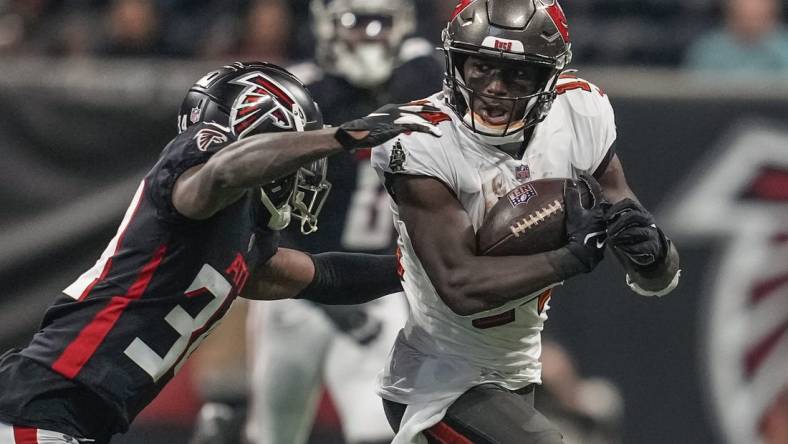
[286,43,443,254]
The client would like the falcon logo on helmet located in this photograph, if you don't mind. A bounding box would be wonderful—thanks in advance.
[230,73,306,138]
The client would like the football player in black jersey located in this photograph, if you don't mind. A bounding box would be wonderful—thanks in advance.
[0,61,441,444]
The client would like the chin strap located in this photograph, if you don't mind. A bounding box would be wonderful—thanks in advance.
[460,114,526,146]
[259,189,291,231]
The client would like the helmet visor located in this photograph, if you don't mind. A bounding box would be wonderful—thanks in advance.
[335,13,394,42]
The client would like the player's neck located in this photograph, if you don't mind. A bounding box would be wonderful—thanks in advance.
[497,142,521,158]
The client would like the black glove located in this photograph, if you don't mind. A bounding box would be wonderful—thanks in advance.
[563,174,610,273]
[318,305,383,346]
[335,103,443,150]
[606,199,667,269]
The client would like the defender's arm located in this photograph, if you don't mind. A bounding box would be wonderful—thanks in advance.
[391,175,603,316]
[240,248,402,304]
[598,154,681,296]
[173,103,443,220]
[173,128,344,220]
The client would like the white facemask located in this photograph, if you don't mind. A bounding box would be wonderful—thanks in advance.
[333,42,394,88]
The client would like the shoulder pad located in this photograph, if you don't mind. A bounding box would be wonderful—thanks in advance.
[552,74,617,175]
[371,118,460,198]
[147,122,235,223]
[555,74,611,118]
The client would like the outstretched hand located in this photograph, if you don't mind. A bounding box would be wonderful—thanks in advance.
[335,103,444,151]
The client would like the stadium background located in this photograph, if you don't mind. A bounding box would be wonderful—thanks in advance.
[0,0,787,443]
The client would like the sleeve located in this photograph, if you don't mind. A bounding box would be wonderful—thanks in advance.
[145,123,236,223]
[561,78,617,177]
[371,130,459,200]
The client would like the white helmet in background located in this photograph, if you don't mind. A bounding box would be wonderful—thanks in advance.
[311,0,416,88]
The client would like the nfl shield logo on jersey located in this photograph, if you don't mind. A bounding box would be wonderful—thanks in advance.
[515,164,530,183]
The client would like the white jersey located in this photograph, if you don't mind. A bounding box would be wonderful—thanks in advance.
[370,76,616,442]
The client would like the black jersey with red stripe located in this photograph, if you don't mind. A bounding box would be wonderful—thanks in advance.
[7,122,278,434]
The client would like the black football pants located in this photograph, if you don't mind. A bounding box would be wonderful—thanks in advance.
[382,384,564,444]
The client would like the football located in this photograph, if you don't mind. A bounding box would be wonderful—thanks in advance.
[476,178,591,256]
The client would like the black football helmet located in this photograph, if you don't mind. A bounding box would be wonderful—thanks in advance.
[442,0,573,145]
[178,62,331,234]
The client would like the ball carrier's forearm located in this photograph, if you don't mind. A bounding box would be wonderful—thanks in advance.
[396,176,605,316]
[427,248,580,316]
[210,128,343,189]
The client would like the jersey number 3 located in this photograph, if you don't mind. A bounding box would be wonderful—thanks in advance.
[124,264,232,381]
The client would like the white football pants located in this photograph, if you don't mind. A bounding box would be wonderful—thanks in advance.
[244,294,407,444]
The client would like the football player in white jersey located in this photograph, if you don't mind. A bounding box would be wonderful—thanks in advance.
[370,1,682,443]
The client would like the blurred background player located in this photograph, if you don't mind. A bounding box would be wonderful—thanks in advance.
[245,2,442,444]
